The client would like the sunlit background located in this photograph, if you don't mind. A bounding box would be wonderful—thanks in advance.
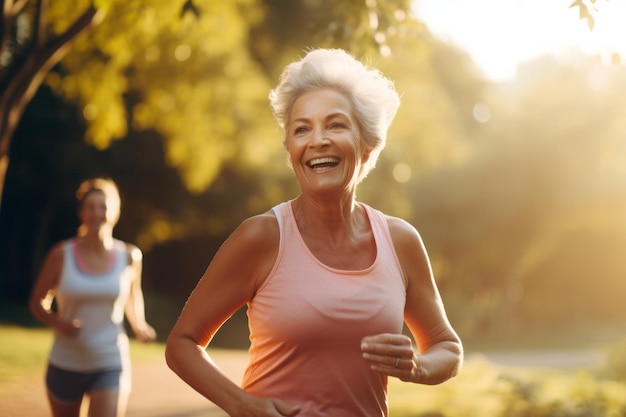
[415,0,626,81]
[1,1,626,414]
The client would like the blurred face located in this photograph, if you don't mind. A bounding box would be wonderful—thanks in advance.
[78,190,119,231]
[285,89,369,196]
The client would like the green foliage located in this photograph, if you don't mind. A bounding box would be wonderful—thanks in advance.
[3,0,626,337]
[388,354,626,417]
[360,28,486,219]
[42,0,415,195]
[405,58,626,335]
[46,0,275,193]
[599,339,626,383]
[497,373,626,417]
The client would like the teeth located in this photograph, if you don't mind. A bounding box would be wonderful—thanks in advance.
[308,157,340,167]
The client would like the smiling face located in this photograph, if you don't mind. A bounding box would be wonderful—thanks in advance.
[285,89,370,197]
[78,189,119,233]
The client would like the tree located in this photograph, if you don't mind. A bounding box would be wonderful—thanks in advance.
[0,0,105,206]
[0,0,412,208]
[0,0,418,306]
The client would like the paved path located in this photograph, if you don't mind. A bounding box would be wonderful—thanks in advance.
[0,349,248,417]
[125,353,247,417]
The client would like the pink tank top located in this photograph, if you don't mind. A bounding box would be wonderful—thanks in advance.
[242,201,406,416]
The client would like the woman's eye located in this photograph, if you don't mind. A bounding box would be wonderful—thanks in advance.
[330,122,346,129]
[294,126,308,134]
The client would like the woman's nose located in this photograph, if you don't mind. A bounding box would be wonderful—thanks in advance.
[309,127,329,147]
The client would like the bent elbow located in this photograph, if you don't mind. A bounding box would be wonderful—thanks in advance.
[164,336,180,373]
[28,296,44,322]
[164,331,195,376]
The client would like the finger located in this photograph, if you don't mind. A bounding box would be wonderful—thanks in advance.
[361,335,413,354]
[362,333,411,345]
[361,340,413,359]
[362,351,405,368]
[273,399,301,416]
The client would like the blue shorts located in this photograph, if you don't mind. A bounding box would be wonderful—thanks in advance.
[45,363,127,403]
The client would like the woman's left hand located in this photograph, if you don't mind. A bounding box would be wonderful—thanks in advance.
[134,324,157,343]
[361,333,421,382]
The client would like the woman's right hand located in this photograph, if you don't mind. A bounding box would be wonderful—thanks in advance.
[56,318,82,338]
[234,395,300,417]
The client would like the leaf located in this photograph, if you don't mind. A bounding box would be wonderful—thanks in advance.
[568,0,584,9]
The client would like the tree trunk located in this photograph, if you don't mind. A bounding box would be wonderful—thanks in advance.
[0,2,104,211]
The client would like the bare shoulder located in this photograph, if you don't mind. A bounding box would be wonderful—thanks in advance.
[45,239,71,269]
[231,209,279,253]
[48,240,68,258]
[34,240,67,286]
[116,240,142,265]
[44,240,69,267]
[384,215,431,288]
[207,209,279,292]
[385,215,424,248]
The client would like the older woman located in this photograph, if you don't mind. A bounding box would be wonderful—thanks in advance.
[165,48,462,417]
[29,178,156,417]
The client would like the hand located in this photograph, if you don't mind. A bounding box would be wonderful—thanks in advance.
[361,333,421,382]
[134,323,157,343]
[234,394,301,417]
[57,318,82,338]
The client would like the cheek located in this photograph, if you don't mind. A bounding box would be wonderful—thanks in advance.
[285,141,303,162]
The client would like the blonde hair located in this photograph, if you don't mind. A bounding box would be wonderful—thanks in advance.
[269,48,400,180]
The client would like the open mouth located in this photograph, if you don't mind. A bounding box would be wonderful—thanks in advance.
[306,157,340,170]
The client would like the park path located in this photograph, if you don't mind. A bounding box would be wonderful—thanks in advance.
[124,351,247,417]
[0,349,248,417]
[0,348,603,417]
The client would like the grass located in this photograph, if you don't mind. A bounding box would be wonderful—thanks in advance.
[387,356,565,417]
[0,325,53,383]
[0,324,167,384]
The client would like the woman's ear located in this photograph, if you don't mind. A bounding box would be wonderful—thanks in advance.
[360,148,372,165]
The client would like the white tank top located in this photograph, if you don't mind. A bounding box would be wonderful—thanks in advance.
[48,239,133,371]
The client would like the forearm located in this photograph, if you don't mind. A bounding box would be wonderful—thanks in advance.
[125,296,147,330]
[165,336,251,415]
[29,297,62,329]
[414,340,463,385]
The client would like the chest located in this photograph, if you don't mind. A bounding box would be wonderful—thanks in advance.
[249,252,406,348]
[58,248,131,302]
[300,230,376,271]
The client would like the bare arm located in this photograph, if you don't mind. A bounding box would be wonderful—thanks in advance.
[165,213,300,417]
[124,244,156,343]
[28,242,81,337]
[361,216,463,385]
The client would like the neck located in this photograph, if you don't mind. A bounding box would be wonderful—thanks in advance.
[292,194,363,239]
[77,228,114,250]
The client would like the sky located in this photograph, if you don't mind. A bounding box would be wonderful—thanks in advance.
[412,0,626,82]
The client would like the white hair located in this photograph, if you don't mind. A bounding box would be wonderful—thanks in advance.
[269,48,400,180]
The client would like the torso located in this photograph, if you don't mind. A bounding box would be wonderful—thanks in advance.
[48,238,134,371]
[242,200,406,416]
